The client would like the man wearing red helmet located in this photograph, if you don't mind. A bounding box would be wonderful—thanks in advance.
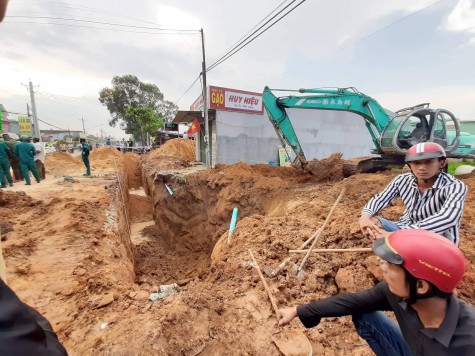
[278,230,475,355]
[359,142,467,245]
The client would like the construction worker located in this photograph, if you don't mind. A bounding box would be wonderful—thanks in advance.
[80,138,91,176]
[2,133,23,182]
[0,136,14,188]
[359,142,467,245]
[33,137,46,180]
[14,135,41,185]
[278,229,475,355]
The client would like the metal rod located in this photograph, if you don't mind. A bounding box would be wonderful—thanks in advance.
[290,248,372,253]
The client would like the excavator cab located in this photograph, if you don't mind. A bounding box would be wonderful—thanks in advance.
[380,104,460,155]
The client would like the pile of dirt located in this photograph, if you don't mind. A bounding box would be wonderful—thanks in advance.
[89,146,123,170]
[45,152,83,176]
[148,139,195,162]
[306,152,344,181]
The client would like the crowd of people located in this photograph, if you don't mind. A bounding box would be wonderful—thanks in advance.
[0,133,45,187]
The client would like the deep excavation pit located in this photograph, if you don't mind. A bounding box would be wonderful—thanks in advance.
[1,142,474,355]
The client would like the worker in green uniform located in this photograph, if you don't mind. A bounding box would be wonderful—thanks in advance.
[80,138,91,176]
[2,134,22,181]
[14,136,41,185]
[0,138,14,188]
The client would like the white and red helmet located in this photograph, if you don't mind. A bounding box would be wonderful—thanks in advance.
[405,142,446,163]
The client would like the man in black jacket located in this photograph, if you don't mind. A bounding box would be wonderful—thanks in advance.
[278,230,475,355]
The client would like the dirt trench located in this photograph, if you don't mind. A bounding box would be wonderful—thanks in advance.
[1,142,474,355]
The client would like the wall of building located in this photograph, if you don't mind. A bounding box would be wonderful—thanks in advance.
[215,110,279,165]
[461,121,475,135]
[213,108,375,165]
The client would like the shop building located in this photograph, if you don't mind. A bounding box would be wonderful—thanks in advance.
[173,85,374,167]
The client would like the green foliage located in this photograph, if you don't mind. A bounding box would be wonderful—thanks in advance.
[98,75,178,141]
[125,107,164,135]
[448,160,475,175]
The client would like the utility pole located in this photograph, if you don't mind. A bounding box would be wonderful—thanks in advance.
[22,80,41,138]
[201,28,211,169]
[79,117,86,134]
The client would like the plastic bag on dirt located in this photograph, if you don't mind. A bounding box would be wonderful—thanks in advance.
[149,283,179,302]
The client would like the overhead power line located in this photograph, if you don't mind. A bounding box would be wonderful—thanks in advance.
[36,117,70,131]
[6,15,200,32]
[174,74,202,106]
[16,0,164,27]
[6,20,201,35]
[210,0,290,66]
[206,0,306,72]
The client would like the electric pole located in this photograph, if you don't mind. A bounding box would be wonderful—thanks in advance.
[79,117,86,134]
[201,28,211,168]
[22,80,41,138]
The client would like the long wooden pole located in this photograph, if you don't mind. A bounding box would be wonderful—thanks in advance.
[290,247,372,253]
[248,249,279,318]
[0,230,7,282]
[297,188,346,272]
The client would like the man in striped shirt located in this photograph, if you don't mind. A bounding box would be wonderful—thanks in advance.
[358,142,467,245]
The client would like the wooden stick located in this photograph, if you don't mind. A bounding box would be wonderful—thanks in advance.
[290,248,372,253]
[0,227,7,283]
[297,188,346,273]
[248,249,279,318]
[267,227,322,277]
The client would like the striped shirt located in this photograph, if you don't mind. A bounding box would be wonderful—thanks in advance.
[362,172,467,245]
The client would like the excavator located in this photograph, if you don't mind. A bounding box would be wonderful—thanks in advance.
[262,86,474,176]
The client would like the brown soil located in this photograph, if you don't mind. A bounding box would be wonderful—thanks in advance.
[45,152,83,176]
[1,140,474,355]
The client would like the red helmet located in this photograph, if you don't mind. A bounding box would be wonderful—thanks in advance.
[372,230,466,293]
[405,142,446,163]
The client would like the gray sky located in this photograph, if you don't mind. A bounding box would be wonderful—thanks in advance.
[1,0,474,139]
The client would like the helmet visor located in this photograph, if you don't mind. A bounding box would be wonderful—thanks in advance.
[372,236,404,264]
[405,151,444,162]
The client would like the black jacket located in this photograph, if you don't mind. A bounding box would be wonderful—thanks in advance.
[0,279,67,355]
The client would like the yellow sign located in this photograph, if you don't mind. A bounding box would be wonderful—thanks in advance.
[18,116,32,136]
[278,145,292,166]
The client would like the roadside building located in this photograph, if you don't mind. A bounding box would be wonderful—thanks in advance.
[173,85,374,166]
[41,129,84,142]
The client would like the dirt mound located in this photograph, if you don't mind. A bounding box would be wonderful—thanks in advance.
[90,146,122,160]
[306,152,344,181]
[45,152,83,176]
[148,139,195,162]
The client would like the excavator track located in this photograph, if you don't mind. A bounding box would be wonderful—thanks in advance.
[342,157,386,177]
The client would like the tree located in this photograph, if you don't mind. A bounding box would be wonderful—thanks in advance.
[98,75,178,142]
[125,107,164,143]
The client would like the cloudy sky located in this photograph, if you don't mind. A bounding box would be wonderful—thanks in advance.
[1,0,474,139]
